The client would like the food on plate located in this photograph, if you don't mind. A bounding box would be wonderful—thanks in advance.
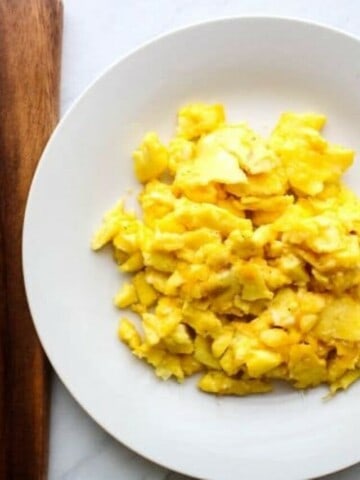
[92,103,360,396]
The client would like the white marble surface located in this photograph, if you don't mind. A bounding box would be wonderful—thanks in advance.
[51,1,360,479]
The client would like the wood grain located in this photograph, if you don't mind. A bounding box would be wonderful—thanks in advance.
[0,1,63,479]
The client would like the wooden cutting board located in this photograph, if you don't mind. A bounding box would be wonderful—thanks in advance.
[0,1,63,479]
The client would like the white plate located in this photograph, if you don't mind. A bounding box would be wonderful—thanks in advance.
[23,17,360,480]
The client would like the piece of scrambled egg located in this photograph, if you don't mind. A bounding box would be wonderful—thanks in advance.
[92,103,360,396]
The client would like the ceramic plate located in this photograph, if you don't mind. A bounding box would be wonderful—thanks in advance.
[23,17,360,480]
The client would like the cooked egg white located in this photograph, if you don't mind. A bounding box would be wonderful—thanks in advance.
[92,103,360,396]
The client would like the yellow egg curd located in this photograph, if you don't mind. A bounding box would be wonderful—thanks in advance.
[92,103,360,396]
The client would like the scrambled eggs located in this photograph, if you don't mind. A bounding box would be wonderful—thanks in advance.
[92,103,360,396]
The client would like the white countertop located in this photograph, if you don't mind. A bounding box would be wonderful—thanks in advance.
[52,1,360,478]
